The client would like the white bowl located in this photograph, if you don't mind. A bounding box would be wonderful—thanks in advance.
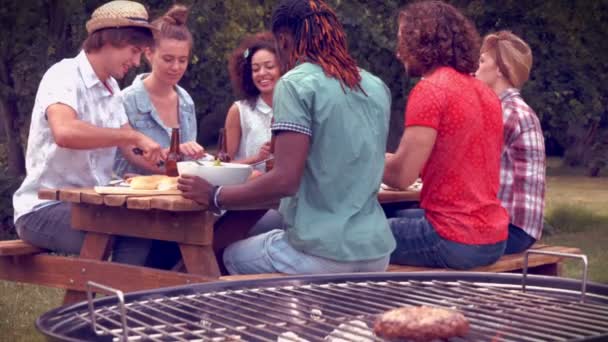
[177,160,253,186]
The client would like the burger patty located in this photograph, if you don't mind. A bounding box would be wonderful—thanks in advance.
[373,306,469,341]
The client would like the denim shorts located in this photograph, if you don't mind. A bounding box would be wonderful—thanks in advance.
[389,209,506,270]
[223,229,390,275]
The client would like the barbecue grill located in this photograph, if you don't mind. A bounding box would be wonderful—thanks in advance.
[37,271,608,342]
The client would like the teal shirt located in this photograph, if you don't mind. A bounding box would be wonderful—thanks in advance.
[271,62,396,261]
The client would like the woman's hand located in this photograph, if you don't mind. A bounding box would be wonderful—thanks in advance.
[178,175,214,206]
[180,142,206,160]
[255,141,272,162]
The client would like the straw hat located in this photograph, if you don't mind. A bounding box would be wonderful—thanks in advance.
[86,0,155,34]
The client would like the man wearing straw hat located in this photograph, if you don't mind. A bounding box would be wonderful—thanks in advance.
[13,1,163,264]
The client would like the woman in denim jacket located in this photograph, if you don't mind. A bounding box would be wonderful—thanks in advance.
[114,4,204,177]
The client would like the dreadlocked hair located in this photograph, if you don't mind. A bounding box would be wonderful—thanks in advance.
[271,0,363,93]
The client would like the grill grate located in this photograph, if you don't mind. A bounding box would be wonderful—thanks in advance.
[47,278,608,342]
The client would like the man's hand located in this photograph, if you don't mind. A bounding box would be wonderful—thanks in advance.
[178,175,214,206]
[180,141,206,160]
[133,132,164,163]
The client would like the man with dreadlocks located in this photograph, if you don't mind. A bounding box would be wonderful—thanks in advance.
[178,0,395,275]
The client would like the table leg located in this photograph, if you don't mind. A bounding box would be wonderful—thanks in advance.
[179,244,221,278]
[63,232,112,304]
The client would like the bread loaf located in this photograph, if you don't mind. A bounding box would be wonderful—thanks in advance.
[126,175,178,190]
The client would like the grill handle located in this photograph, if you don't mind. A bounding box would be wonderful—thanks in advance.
[86,281,128,341]
[522,250,588,302]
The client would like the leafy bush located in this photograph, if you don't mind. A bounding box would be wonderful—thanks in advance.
[1,0,607,171]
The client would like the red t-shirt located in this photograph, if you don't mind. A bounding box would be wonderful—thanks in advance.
[405,67,508,244]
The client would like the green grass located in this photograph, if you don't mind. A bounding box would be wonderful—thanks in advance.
[541,157,608,283]
[0,282,62,341]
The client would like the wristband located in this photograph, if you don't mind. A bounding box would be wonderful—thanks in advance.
[213,185,223,210]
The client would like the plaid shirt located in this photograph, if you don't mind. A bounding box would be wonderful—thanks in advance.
[497,88,546,239]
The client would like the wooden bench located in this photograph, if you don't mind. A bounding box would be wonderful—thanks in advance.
[0,240,582,286]
[0,240,213,297]
[0,239,46,256]
[219,243,582,281]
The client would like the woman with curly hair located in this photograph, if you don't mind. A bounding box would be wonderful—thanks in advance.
[179,0,395,275]
[383,1,508,269]
[476,31,546,254]
[224,32,280,169]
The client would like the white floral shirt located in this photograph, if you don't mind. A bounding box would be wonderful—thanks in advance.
[13,50,127,222]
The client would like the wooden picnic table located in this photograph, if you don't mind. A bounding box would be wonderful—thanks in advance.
[37,187,420,303]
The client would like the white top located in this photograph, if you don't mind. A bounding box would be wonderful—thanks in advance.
[13,50,127,222]
[234,97,273,170]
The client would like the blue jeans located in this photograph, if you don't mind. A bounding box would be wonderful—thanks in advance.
[389,209,506,270]
[247,209,285,237]
[223,229,390,275]
[505,223,536,254]
[15,202,153,265]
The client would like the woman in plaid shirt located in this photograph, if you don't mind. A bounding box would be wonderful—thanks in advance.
[476,31,546,254]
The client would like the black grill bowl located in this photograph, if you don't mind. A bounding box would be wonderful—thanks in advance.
[37,272,608,342]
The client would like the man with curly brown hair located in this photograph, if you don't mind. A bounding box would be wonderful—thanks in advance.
[383,1,509,269]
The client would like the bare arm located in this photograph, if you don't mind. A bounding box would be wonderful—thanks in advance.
[178,131,309,207]
[224,103,242,159]
[47,103,163,162]
[224,103,270,164]
[383,126,437,189]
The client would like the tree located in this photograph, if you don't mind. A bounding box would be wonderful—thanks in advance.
[1,0,607,176]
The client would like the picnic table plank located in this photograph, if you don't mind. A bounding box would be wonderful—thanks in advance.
[103,194,128,207]
[378,189,420,204]
[38,188,58,201]
[180,244,221,278]
[149,195,205,211]
[63,231,113,304]
[126,196,153,210]
[71,203,214,245]
[0,254,212,293]
[80,189,104,205]
[0,240,46,256]
[58,188,83,203]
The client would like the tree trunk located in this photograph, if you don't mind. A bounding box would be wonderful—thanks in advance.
[0,94,25,176]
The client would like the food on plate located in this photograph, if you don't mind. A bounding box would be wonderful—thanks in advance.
[380,178,423,192]
[213,159,222,166]
[156,176,178,190]
[126,175,178,191]
[373,306,469,341]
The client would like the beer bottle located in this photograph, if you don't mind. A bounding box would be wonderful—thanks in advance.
[217,128,231,162]
[165,127,182,177]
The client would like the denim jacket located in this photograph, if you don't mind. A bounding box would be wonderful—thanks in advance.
[113,73,197,176]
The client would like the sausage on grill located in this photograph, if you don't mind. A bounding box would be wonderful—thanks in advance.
[373,306,469,341]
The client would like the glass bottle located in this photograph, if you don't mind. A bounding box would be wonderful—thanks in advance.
[165,127,182,177]
[217,128,231,162]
